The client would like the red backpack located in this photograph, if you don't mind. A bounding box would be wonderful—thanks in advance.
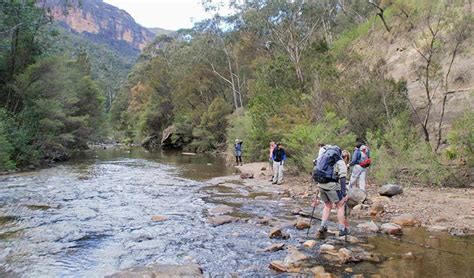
[359,146,371,168]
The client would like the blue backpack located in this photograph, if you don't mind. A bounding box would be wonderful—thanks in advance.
[313,145,342,184]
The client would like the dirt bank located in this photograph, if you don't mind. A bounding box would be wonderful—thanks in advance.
[236,162,474,236]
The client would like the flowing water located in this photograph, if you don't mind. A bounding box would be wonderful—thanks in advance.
[0,147,473,277]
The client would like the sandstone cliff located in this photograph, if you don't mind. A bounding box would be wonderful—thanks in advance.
[37,0,156,55]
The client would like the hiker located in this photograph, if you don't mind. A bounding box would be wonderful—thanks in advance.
[312,145,349,237]
[269,141,276,181]
[234,139,243,166]
[272,142,286,184]
[349,141,371,191]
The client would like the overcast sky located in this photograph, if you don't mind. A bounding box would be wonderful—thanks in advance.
[103,0,231,30]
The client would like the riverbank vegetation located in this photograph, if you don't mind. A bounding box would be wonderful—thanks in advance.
[112,0,472,187]
[0,1,105,171]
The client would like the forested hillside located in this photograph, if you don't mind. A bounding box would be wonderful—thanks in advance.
[0,1,104,170]
[112,0,473,186]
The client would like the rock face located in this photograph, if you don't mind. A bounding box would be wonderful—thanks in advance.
[106,263,203,277]
[379,184,403,197]
[38,0,156,54]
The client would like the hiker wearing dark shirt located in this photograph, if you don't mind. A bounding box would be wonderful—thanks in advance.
[272,143,286,184]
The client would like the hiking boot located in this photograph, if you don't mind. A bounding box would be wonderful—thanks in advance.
[339,228,350,237]
[316,226,328,239]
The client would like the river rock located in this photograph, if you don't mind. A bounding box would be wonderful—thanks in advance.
[151,215,167,222]
[347,188,367,208]
[378,184,403,197]
[303,240,317,248]
[370,202,385,216]
[363,252,382,263]
[402,251,415,259]
[311,266,325,274]
[240,172,254,179]
[269,228,290,239]
[106,263,203,278]
[357,221,379,233]
[263,243,286,252]
[315,273,335,278]
[294,220,310,230]
[338,248,353,263]
[381,223,403,235]
[209,205,234,215]
[208,215,237,226]
[269,261,287,272]
[320,244,336,252]
[284,249,308,267]
[392,214,420,227]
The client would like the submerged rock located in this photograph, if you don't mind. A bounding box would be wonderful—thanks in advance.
[378,184,403,197]
[209,205,234,215]
[263,243,286,252]
[151,215,167,222]
[208,215,237,226]
[106,263,203,277]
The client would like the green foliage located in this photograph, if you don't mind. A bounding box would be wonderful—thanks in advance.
[446,111,474,168]
[284,113,356,173]
[368,114,452,186]
[0,109,15,171]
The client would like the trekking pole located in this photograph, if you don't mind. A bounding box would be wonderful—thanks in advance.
[344,203,349,242]
[306,189,319,237]
[306,205,316,237]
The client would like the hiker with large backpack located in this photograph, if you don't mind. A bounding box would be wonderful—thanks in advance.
[312,145,349,238]
[349,141,371,191]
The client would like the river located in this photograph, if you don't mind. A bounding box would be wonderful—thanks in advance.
[0,147,473,277]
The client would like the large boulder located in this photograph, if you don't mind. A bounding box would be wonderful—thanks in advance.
[378,184,403,197]
[106,263,203,278]
[141,135,161,150]
[209,205,234,215]
[347,188,367,208]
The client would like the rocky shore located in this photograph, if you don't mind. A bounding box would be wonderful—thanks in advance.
[236,162,474,236]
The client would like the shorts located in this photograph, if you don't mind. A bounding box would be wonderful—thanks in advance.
[320,188,343,203]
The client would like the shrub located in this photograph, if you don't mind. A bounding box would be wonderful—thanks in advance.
[284,112,356,173]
